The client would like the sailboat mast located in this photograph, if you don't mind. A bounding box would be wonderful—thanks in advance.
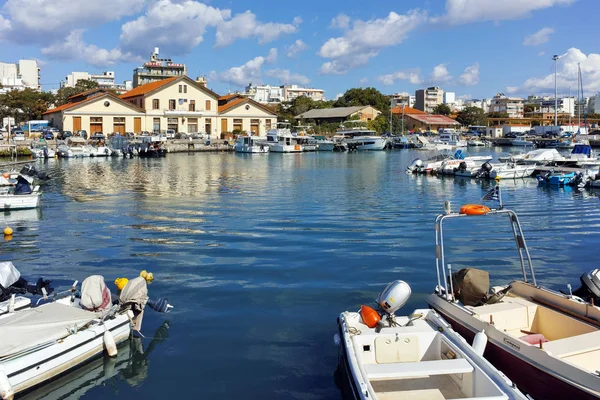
[577,63,581,131]
[569,86,571,127]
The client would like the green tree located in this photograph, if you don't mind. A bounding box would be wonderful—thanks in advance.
[487,111,510,119]
[0,88,55,123]
[334,87,389,115]
[456,106,486,127]
[524,104,535,114]
[433,103,451,115]
[55,79,100,105]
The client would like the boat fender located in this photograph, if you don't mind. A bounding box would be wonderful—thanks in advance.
[103,330,118,357]
[472,330,488,356]
[360,305,381,329]
[459,204,490,215]
[0,369,14,400]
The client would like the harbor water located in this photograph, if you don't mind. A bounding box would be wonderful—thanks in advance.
[2,149,600,399]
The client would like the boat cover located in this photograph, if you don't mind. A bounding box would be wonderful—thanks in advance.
[0,261,20,288]
[451,268,490,306]
[0,302,97,358]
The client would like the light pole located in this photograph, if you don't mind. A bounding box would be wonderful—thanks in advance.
[553,54,560,131]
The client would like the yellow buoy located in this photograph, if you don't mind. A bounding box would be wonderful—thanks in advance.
[3,235,12,242]
[114,278,129,291]
[140,270,154,283]
[3,227,13,236]
[495,176,501,182]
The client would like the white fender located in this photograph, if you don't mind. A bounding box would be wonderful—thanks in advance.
[473,330,488,356]
[0,369,14,400]
[103,331,118,357]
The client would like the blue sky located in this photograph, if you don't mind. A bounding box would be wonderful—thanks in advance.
[1,0,598,100]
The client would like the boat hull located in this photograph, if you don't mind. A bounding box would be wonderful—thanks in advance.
[490,167,535,179]
[428,295,600,400]
[0,193,41,210]
[234,144,269,153]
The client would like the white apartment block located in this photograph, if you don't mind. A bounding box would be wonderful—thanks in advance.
[0,59,40,93]
[464,99,491,112]
[526,95,575,116]
[63,71,132,94]
[244,83,325,104]
[415,86,444,113]
[490,93,524,118]
[443,92,455,104]
[585,94,599,114]
[390,92,416,108]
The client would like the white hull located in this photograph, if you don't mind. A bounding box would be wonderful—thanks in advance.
[337,308,525,400]
[89,146,112,157]
[234,144,269,153]
[0,192,41,210]
[345,137,387,151]
[31,148,55,159]
[316,141,335,151]
[267,143,302,153]
[63,149,91,158]
[467,140,487,147]
[511,140,534,146]
[489,165,536,179]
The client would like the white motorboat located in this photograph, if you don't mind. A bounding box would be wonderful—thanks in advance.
[315,137,335,151]
[264,123,302,153]
[498,148,565,165]
[467,139,487,147]
[473,162,536,179]
[88,134,113,157]
[0,189,40,211]
[335,280,526,400]
[407,150,492,174]
[0,172,17,187]
[233,135,269,154]
[293,135,318,151]
[30,142,55,159]
[437,129,467,147]
[511,136,534,146]
[0,274,171,400]
[57,137,91,158]
[414,135,453,151]
[334,124,387,151]
[427,201,600,400]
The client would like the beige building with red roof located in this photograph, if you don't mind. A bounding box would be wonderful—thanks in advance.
[44,76,277,138]
[403,113,460,133]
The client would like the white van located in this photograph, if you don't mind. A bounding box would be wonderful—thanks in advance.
[166,129,175,139]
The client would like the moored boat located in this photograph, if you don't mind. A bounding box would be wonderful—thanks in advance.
[427,199,600,400]
[233,135,269,153]
[336,280,527,400]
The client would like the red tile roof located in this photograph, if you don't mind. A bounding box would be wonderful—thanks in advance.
[44,93,143,115]
[391,106,425,115]
[67,88,105,100]
[219,94,241,101]
[218,98,246,113]
[406,114,460,125]
[120,77,178,99]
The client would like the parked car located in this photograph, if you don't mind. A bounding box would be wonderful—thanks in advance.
[75,130,88,139]
[166,129,175,139]
[43,131,55,140]
[58,131,72,140]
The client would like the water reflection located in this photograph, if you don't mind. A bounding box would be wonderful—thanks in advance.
[21,321,170,400]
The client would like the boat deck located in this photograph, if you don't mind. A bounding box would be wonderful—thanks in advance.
[372,375,465,400]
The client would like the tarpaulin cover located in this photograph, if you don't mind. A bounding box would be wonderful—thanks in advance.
[0,302,97,358]
[0,261,20,288]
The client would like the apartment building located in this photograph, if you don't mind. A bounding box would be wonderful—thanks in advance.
[489,93,524,118]
[415,87,444,113]
[133,47,187,88]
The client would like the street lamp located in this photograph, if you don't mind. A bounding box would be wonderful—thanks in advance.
[553,54,560,131]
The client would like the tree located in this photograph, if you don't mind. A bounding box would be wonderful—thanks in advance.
[433,103,451,115]
[55,79,99,106]
[456,106,486,127]
[0,88,55,123]
[487,111,510,119]
[524,104,535,114]
[334,87,390,115]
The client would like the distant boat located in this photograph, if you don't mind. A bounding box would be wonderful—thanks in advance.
[233,135,269,154]
[511,136,534,146]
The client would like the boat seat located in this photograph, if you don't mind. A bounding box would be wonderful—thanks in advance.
[365,358,473,380]
[542,330,600,357]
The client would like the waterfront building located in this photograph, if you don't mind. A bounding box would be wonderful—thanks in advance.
[490,93,524,118]
[403,113,460,133]
[0,59,40,92]
[244,83,325,104]
[295,106,381,124]
[63,71,132,94]
[526,95,575,116]
[133,47,186,88]
[44,76,276,138]
[415,87,444,113]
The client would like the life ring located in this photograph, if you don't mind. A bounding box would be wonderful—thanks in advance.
[459,204,490,215]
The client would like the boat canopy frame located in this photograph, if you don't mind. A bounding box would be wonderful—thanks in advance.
[434,208,537,303]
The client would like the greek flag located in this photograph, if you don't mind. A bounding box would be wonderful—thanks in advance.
[481,186,499,201]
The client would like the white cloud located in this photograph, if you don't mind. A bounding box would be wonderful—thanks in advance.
[523,27,554,46]
[330,14,351,30]
[457,94,472,100]
[215,12,300,47]
[434,0,574,25]
[457,63,480,86]
[359,77,369,85]
[265,69,310,85]
[0,0,145,44]
[509,48,600,95]
[216,48,277,87]
[430,64,453,83]
[377,69,422,85]
[41,30,141,67]
[506,86,519,94]
[538,51,546,56]
[318,10,426,75]
[286,39,307,58]
[120,0,299,55]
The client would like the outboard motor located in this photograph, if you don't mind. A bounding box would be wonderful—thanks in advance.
[0,261,53,302]
[14,165,36,195]
[458,161,468,172]
[474,161,493,179]
[572,269,600,305]
[407,159,424,174]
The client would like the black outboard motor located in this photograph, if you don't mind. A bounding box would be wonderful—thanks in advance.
[474,161,493,179]
[0,261,54,302]
[14,165,36,195]
[458,161,468,172]
[572,269,600,305]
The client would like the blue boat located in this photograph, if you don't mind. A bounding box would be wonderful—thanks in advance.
[536,170,578,186]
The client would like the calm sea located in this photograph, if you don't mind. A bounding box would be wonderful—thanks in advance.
[2,148,600,399]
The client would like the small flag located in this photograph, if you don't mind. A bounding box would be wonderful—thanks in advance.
[481,186,499,201]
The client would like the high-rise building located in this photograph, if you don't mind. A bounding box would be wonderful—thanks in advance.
[0,59,40,92]
[133,47,187,88]
[63,71,132,94]
[415,87,444,113]
[490,93,524,118]
[243,83,325,104]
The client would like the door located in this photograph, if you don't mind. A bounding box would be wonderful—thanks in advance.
[73,117,81,132]
[90,123,102,134]
[250,124,259,135]
[221,119,228,134]
[134,117,141,133]
[113,124,125,135]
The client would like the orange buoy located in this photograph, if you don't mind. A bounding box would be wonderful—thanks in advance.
[360,305,381,328]
[294,144,301,151]
[459,204,490,215]
[1,173,9,179]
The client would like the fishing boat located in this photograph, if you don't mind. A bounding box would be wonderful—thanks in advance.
[333,122,387,151]
[474,162,536,180]
[407,150,492,174]
[414,135,453,151]
[536,169,579,186]
[233,135,269,154]
[0,273,172,400]
[498,148,565,165]
[511,136,534,147]
[436,129,467,147]
[467,138,487,147]
[335,280,527,400]
[57,137,91,158]
[0,165,46,211]
[87,134,113,157]
[264,123,302,153]
[426,197,600,399]
[314,136,336,151]
[30,141,55,159]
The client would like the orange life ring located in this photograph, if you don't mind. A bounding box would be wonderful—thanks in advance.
[360,305,381,328]
[459,204,490,215]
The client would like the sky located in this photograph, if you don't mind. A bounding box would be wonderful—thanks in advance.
[0,0,599,101]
